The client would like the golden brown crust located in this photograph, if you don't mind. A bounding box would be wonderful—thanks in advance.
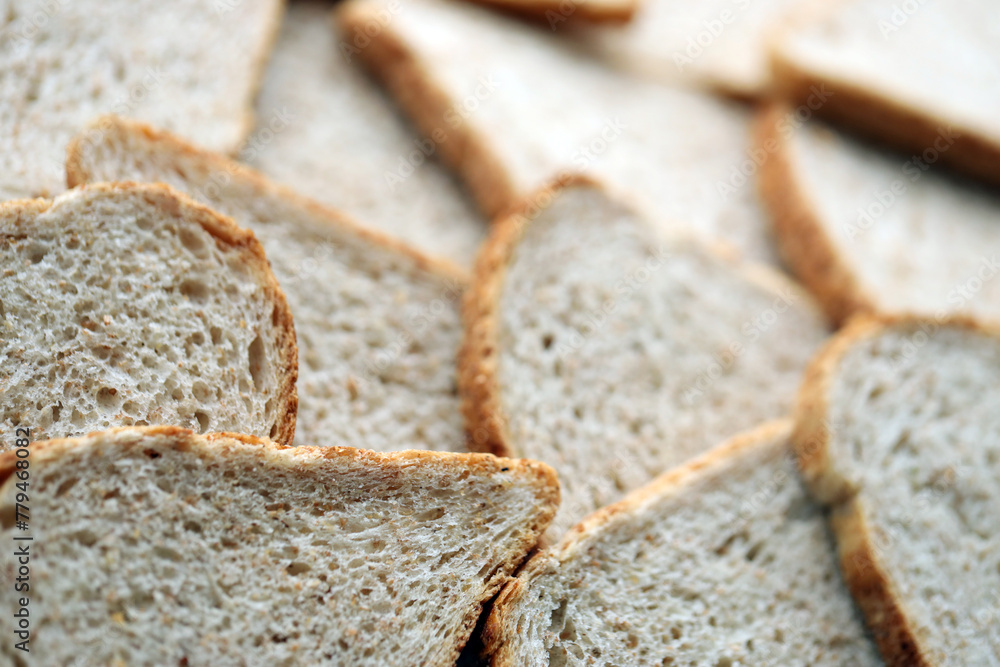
[464,0,639,23]
[1,183,299,446]
[754,103,877,326]
[335,0,521,219]
[483,420,793,665]
[791,312,1000,666]
[770,52,1000,190]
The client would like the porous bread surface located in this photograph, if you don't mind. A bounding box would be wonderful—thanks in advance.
[771,0,1000,185]
[0,427,559,666]
[578,0,799,97]
[796,317,1000,664]
[340,0,780,265]
[0,183,295,447]
[464,181,828,537]
[68,117,467,452]
[760,109,1000,325]
[249,1,485,266]
[0,0,282,200]
[486,422,880,666]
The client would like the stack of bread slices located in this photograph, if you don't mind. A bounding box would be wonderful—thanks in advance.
[1,0,997,665]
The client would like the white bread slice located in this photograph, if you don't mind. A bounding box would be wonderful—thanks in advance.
[770,0,1000,188]
[0,183,297,447]
[247,1,486,266]
[67,117,469,453]
[578,0,800,98]
[794,315,1000,665]
[485,421,881,666]
[461,0,638,23]
[0,0,283,201]
[0,426,559,665]
[337,0,781,266]
[460,178,829,538]
[757,105,1000,327]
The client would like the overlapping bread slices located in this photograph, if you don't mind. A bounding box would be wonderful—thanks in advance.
[757,105,1000,326]
[461,178,829,538]
[770,0,1000,187]
[0,0,283,200]
[0,182,297,447]
[338,0,781,265]
[793,315,1000,665]
[68,117,467,452]
[247,1,485,266]
[0,426,559,665]
[485,421,881,665]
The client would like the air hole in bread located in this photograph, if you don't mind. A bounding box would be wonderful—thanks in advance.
[179,279,209,302]
[95,387,120,410]
[195,411,210,432]
[248,335,266,388]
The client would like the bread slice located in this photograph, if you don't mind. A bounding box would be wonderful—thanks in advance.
[338,0,781,265]
[757,105,1000,326]
[247,1,486,266]
[0,182,296,447]
[770,0,1000,188]
[0,0,283,201]
[793,315,1000,665]
[67,116,469,452]
[461,0,638,23]
[461,178,829,538]
[484,420,881,666]
[577,0,800,98]
[0,425,559,665]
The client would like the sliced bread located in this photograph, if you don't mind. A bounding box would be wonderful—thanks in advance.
[247,1,486,266]
[484,421,881,666]
[461,0,639,23]
[67,116,468,452]
[0,0,283,200]
[770,0,1000,188]
[794,315,1000,665]
[461,178,829,538]
[577,0,800,97]
[757,105,1000,326]
[338,0,781,265]
[0,426,559,665]
[0,182,297,447]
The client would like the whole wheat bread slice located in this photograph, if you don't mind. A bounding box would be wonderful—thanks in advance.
[794,315,1000,665]
[461,178,829,539]
[0,182,297,447]
[0,0,283,201]
[577,0,800,98]
[485,421,881,666]
[0,426,558,665]
[757,105,1000,327]
[247,1,486,266]
[338,0,781,266]
[770,0,1000,188]
[67,116,468,452]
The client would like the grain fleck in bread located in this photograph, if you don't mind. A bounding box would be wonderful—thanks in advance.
[793,314,1000,665]
[770,0,1000,188]
[68,116,468,452]
[0,182,297,447]
[338,0,781,265]
[0,426,559,666]
[485,421,881,666]
[248,1,486,266]
[461,177,829,538]
[0,0,283,200]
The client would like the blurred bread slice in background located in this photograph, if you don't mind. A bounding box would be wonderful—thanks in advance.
[464,0,640,23]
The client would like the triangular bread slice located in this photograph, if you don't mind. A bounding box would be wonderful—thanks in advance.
[0,0,283,200]
[246,1,485,266]
[0,182,296,446]
[338,0,781,265]
[757,105,1000,326]
[485,420,881,665]
[770,0,1000,188]
[577,0,800,98]
[460,0,639,23]
[68,116,468,452]
[0,426,558,665]
[460,178,829,538]
[794,315,1000,665]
